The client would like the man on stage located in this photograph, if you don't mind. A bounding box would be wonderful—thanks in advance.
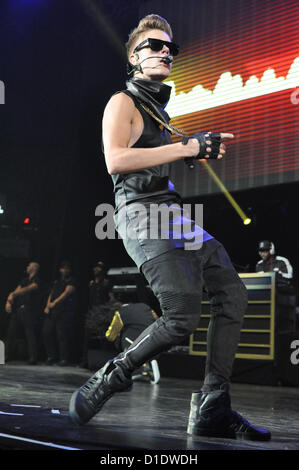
[69,14,270,441]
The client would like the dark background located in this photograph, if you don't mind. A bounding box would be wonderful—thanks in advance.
[0,0,298,357]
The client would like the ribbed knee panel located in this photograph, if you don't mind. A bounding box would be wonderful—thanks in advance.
[157,291,202,338]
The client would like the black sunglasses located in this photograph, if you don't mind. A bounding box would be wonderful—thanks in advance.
[133,38,179,57]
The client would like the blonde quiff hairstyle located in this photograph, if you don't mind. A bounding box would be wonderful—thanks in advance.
[126,14,173,59]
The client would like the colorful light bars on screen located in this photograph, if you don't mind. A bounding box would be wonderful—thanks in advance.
[165,57,298,117]
[166,0,299,202]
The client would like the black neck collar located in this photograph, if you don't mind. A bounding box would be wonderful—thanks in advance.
[126,78,172,124]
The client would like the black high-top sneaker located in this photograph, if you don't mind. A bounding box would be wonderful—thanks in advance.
[69,360,133,425]
[187,388,271,441]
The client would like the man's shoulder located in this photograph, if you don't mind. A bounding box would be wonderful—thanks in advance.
[103,91,137,128]
[20,276,39,286]
[106,90,136,109]
[275,255,291,263]
[275,256,293,268]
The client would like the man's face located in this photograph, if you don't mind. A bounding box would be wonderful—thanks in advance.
[130,29,173,81]
[93,266,102,276]
[259,250,270,261]
[60,266,70,277]
[26,262,38,275]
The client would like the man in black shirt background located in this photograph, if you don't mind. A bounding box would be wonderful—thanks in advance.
[88,261,110,308]
[79,261,113,368]
[256,240,296,330]
[5,261,40,364]
[43,260,76,366]
[256,240,293,289]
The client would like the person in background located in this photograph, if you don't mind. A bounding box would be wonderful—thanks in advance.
[89,261,111,308]
[5,261,41,364]
[79,261,112,368]
[256,240,295,330]
[43,260,76,366]
[256,240,293,289]
[106,299,160,383]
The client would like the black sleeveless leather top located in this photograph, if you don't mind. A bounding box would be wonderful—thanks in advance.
[108,78,212,269]
[111,89,181,211]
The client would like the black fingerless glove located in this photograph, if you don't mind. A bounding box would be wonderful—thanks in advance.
[182,132,222,169]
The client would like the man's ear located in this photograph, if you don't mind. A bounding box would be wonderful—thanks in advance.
[129,52,139,66]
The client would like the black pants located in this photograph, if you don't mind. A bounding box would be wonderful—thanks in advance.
[113,238,248,390]
[6,305,39,362]
[43,310,72,362]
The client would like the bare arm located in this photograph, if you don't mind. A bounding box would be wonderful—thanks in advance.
[6,282,38,312]
[44,293,53,314]
[46,293,52,307]
[102,93,200,175]
[7,285,22,302]
[11,283,38,298]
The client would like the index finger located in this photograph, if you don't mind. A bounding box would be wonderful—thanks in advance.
[220,133,234,139]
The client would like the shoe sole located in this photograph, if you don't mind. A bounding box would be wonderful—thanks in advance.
[187,425,235,439]
[235,430,271,441]
[69,389,116,426]
[187,425,271,441]
[150,360,160,384]
[69,390,85,426]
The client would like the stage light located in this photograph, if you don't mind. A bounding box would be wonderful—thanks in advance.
[0,205,4,215]
[24,217,30,224]
[201,160,252,226]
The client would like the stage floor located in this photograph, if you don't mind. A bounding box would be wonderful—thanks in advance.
[0,362,299,452]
